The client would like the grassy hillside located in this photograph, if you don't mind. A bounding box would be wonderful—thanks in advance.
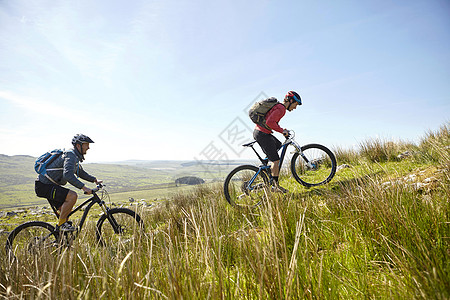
[0,155,37,208]
[0,124,448,299]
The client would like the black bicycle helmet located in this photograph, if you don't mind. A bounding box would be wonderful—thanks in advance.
[286,91,302,105]
[72,134,94,146]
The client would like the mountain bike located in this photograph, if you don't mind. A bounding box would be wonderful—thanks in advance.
[5,184,144,261]
[223,131,337,207]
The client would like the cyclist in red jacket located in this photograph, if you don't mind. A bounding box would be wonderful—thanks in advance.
[253,91,302,192]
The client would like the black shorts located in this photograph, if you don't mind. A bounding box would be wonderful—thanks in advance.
[35,181,70,209]
[253,130,282,161]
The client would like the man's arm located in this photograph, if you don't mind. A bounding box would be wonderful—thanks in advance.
[62,152,88,189]
[265,104,286,133]
[78,165,96,183]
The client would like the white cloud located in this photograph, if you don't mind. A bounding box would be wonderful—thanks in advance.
[0,90,128,134]
[0,90,85,123]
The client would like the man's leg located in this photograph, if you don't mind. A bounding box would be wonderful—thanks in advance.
[58,190,77,226]
[271,160,280,177]
[271,160,288,192]
[253,130,286,191]
[271,160,282,186]
[35,181,75,223]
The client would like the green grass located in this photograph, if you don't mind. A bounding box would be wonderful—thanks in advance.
[0,124,448,299]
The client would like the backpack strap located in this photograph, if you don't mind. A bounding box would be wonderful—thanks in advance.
[44,153,63,184]
[46,167,63,171]
[44,174,59,185]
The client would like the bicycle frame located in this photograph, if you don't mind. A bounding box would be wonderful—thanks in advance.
[49,186,112,234]
[244,131,313,190]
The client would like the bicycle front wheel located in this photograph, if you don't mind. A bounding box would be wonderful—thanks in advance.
[96,208,144,246]
[5,221,58,261]
[223,165,269,207]
[291,144,337,187]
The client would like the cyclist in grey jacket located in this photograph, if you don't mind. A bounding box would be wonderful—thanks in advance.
[35,134,101,232]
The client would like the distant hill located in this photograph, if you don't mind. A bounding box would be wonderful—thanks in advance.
[0,154,37,185]
[0,154,254,209]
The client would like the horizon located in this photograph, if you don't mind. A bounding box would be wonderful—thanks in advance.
[0,152,258,164]
[0,120,448,163]
[1,120,447,165]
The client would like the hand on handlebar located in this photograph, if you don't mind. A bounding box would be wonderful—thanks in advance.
[283,129,290,138]
[82,186,93,195]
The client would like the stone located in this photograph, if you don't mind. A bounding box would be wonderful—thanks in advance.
[397,151,413,159]
[337,164,352,172]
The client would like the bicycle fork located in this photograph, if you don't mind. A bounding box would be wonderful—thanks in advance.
[99,202,122,234]
[291,141,315,169]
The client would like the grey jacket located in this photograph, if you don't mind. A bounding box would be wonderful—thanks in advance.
[37,148,96,189]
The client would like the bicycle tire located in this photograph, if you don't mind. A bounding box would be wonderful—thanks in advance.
[223,165,270,207]
[5,221,58,260]
[96,208,144,246]
[290,144,337,187]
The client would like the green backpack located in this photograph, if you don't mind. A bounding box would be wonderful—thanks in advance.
[248,97,279,130]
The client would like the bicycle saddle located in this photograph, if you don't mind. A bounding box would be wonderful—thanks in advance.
[242,141,257,147]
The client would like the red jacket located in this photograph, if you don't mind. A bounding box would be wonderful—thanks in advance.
[255,103,286,134]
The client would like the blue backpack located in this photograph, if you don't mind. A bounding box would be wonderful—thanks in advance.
[34,149,64,180]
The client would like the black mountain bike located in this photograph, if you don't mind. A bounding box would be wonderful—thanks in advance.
[5,184,144,260]
[224,131,337,207]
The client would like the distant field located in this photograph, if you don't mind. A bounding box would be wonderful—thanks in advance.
[0,155,249,209]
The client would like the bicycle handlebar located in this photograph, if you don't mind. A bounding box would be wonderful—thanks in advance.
[282,130,295,142]
[286,130,295,139]
[92,183,104,193]
[84,183,104,195]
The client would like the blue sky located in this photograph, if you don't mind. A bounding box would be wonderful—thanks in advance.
[1,0,449,162]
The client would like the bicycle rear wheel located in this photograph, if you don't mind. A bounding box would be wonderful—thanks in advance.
[290,144,337,187]
[5,221,58,261]
[96,208,144,246]
[223,165,269,207]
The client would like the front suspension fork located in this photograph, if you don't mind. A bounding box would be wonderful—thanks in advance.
[292,143,314,169]
[99,202,121,234]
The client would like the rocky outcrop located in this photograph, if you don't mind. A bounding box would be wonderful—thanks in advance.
[381,166,445,192]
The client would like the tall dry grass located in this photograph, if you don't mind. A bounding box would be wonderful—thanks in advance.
[334,122,449,166]
[333,146,360,164]
[418,123,450,166]
[1,125,449,299]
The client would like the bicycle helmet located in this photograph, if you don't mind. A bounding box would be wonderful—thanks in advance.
[72,134,94,146]
[286,91,302,105]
